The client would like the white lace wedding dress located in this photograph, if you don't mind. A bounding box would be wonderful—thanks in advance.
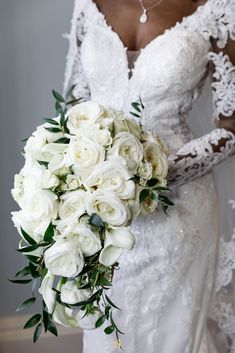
[62,0,235,352]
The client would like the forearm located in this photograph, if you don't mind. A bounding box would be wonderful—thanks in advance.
[167,127,235,187]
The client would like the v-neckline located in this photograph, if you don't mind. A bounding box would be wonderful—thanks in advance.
[88,0,210,81]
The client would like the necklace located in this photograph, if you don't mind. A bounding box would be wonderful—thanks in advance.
[139,0,165,23]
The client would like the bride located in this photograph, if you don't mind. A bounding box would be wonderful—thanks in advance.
[62,0,235,352]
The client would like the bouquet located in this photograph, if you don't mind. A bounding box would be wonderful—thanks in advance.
[10,87,174,345]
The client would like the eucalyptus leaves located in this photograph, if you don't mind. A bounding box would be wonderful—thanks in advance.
[10,87,174,346]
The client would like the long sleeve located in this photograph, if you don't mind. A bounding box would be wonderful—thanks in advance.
[167,0,235,187]
[62,0,90,100]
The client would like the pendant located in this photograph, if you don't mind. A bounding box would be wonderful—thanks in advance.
[139,9,148,23]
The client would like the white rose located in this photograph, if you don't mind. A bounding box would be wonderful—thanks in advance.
[66,222,102,256]
[11,210,50,243]
[74,123,112,147]
[143,142,168,179]
[85,157,135,200]
[99,228,135,266]
[64,174,82,191]
[113,116,142,139]
[60,280,91,304]
[41,142,68,162]
[11,174,24,206]
[38,271,56,314]
[141,131,169,155]
[22,189,59,221]
[48,153,68,174]
[65,137,105,177]
[137,161,153,180]
[53,302,79,328]
[66,101,104,134]
[86,190,130,227]
[77,309,103,330]
[42,170,60,189]
[100,106,125,129]
[59,190,87,220]
[108,132,143,173]
[19,164,44,199]
[44,238,84,277]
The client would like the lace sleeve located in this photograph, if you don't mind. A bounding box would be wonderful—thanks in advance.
[167,0,235,187]
[62,0,90,100]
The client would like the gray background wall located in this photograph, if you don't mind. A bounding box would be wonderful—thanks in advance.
[0,0,74,317]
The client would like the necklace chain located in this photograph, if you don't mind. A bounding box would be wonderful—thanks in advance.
[139,0,165,12]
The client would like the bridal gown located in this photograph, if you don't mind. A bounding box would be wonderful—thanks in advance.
[62,0,235,352]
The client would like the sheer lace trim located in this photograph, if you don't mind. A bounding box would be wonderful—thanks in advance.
[62,0,90,99]
[208,51,235,122]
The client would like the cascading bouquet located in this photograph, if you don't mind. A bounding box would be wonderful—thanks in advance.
[9,86,174,345]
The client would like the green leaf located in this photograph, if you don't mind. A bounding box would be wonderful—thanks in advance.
[104,325,114,334]
[29,262,39,278]
[25,255,40,264]
[15,266,30,277]
[43,118,59,126]
[97,276,112,287]
[138,95,145,109]
[43,223,54,242]
[44,127,62,133]
[146,178,159,187]
[24,314,41,329]
[158,195,174,206]
[95,315,106,328]
[37,160,49,168]
[21,137,29,143]
[139,189,149,203]
[16,297,36,312]
[17,244,39,253]
[52,89,65,103]
[43,310,50,332]
[33,322,43,342]
[20,227,37,246]
[89,213,105,229]
[131,102,141,113]
[54,137,70,144]
[48,321,58,336]
[66,84,76,100]
[150,191,159,202]
[105,295,121,310]
[60,110,66,126]
[32,278,38,296]
[55,100,63,114]
[129,111,141,118]
[9,278,32,284]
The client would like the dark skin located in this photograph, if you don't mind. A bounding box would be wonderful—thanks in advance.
[93,0,235,137]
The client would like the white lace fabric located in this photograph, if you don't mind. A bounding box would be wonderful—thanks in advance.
[62,0,235,352]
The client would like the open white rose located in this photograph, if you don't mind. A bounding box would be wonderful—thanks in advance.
[143,142,168,179]
[44,237,84,277]
[53,302,80,328]
[113,116,142,138]
[86,190,130,227]
[60,280,91,304]
[66,222,102,256]
[85,157,135,200]
[99,228,136,266]
[65,137,105,177]
[77,309,103,330]
[11,210,50,243]
[74,122,112,147]
[38,270,56,314]
[108,132,143,173]
[64,174,82,191]
[42,170,60,189]
[59,190,87,220]
[22,189,59,221]
[66,101,104,134]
